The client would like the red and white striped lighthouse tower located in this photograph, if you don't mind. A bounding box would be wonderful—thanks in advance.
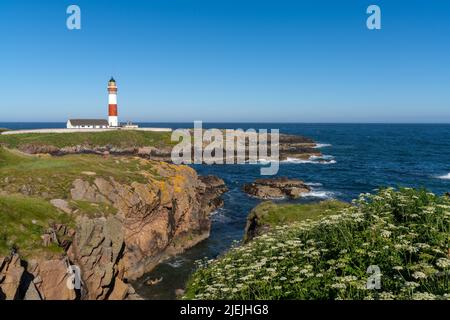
[108,77,119,127]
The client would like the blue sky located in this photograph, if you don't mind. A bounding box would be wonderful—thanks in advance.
[0,0,449,122]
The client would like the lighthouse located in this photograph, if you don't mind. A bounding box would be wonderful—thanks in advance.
[108,77,119,127]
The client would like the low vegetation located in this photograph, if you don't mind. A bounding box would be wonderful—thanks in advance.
[0,130,174,149]
[0,147,162,199]
[0,194,74,258]
[248,200,349,227]
[185,188,450,300]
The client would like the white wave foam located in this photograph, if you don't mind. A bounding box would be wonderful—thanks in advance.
[302,191,335,199]
[436,173,450,180]
[282,156,336,165]
[283,157,316,164]
[248,155,337,165]
[305,182,323,187]
[166,257,186,268]
[310,155,334,160]
[210,209,232,223]
[314,143,332,149]
[256,159,275,164]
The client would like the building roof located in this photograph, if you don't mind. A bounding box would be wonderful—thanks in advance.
[109,77,116,83]
[68,119,109,126]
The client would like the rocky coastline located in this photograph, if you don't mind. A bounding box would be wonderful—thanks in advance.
[0,150,227,300]
[12,133,321,162]
[0,131,320,300]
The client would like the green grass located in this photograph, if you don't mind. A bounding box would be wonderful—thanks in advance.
[0,130,175,149]
[0,147,163,200]
[0,194,74,258]
[70,200,118,218]
[250,200,349,227]
[185,188,450,300]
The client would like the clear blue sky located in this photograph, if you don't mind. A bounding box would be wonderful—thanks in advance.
[1,0,449,122]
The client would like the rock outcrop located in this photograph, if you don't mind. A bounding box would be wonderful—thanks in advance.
[16,133,321,162]
[0,255,76,300]
[243,177,310,199]
[65,166,227,282]
[0,158,227,300]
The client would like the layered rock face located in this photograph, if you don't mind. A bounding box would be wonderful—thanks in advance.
[0,159,227,300]
[243,177,310,199]
[67,163,226,299]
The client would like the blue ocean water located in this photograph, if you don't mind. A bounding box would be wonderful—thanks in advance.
[2,123,450,299]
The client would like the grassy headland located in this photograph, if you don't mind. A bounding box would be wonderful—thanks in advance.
[0,130,174,149]
[185,188,450,300]
[0,147,162,199]
[0,146,169,256]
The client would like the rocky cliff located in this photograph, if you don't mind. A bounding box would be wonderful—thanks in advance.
[0,149,226,300]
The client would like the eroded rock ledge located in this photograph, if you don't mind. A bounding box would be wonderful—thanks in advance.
[243,177,311,200]
[16,133,321,162]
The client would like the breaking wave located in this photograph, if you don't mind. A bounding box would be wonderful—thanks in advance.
[210,208,232,223]
[302,190,335,199]
[436,173,450,180]
[305,182,323,187]
[166,257,186,268]
[314,143,332,148]
[282,155,336,165]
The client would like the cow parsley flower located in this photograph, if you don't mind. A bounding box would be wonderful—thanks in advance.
[412,271,427,280]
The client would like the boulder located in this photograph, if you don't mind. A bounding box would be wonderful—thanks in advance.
[50,199,72,214]
[70,179,109,203]
[243,177,310,199]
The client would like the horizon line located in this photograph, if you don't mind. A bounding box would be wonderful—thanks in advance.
[2,121,450,125]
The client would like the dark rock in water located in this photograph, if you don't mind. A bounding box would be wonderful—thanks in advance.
[243,177,310,200]
[146,277,163,286]
[198,175,228,212]
[445,192,450,198]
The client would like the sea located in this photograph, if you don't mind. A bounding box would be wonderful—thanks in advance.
[1,122,450,299]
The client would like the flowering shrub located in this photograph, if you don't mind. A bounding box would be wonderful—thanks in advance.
[184,188,450,300]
